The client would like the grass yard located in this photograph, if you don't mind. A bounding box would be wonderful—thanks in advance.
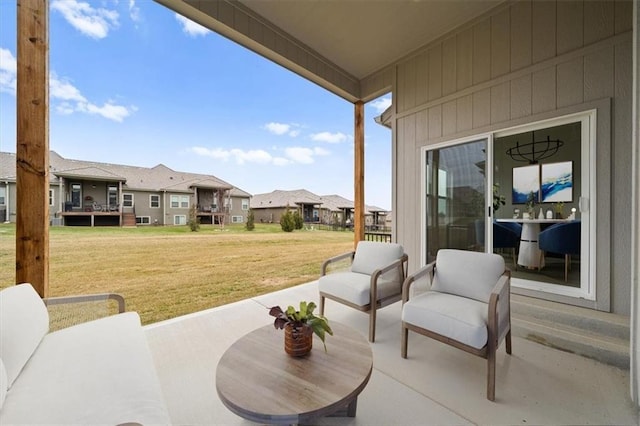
[0,223,353,325]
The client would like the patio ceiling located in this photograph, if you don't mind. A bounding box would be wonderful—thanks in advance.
[155,0,504,102]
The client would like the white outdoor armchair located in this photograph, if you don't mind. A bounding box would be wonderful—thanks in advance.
[401,249,512,401]
[319,241,408,342]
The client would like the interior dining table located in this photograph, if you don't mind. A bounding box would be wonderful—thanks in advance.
[495,217,573,269]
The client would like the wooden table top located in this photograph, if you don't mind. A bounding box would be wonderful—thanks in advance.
[216,321,373,424]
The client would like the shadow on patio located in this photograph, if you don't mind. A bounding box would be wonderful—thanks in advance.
[144,280,637,425]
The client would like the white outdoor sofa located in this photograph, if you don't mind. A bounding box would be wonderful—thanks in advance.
[0,283,171,425]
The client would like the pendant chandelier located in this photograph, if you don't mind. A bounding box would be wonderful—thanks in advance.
[505,132,563,164]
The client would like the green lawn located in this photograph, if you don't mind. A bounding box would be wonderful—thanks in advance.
[0,223,354,325]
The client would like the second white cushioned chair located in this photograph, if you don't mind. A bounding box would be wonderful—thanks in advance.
[319,241,408,342]
[401,249,512,401]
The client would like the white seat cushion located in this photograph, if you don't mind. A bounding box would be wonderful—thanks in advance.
[0,312,171,425]
[402,291,488,350]
[351,241,404,283]
[319,271,401,307]
[431,249,505,303]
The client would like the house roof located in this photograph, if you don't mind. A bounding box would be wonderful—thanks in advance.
[251,189,388,215]
[250,189,323,209]
[156,0,504,102]
[0,151,251,197]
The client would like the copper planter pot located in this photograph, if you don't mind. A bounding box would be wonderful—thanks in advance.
[284,323,312,357]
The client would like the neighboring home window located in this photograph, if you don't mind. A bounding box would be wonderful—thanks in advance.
[123,193,134,208]
[174,215,186,225]
[170,195,189,208]
[136,216,151,225]
[232,215,244,223]
[71,183,81,207]
[242,199,249,210]
[49,189,54,207]
[224,198,232,209]
[0,186,5,205]
[150,194,160,208]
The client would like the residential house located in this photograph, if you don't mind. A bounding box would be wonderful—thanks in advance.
[250,189,389,229]
[0,151,251,226]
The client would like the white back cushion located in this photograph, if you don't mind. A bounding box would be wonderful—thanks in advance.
[351,241,404,280]
[431,249,505,303]
[0,284,49,387]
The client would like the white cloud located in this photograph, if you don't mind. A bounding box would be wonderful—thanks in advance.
[77,101,136,123]
[369,96,392,114]
[190,145,329,166]
[128,0,141,23]
[50,74,87,102]
[264,122,301,137]
[175,14,209,37]
[0,48,17,96]
[47,72,136,122]
[310,131,347,144]
[264,122,290,135]
[51,0,119,39]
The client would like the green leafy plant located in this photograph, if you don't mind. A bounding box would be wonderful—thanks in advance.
[280,205,295,232]
[292,210,304,230]
[493,183,506,212]
[525,191,537,216]
[269,301,333,351]
[187,204,200,232]
[245,209,255,231]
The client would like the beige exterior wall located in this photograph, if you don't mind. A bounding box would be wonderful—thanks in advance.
[390,0,633,314]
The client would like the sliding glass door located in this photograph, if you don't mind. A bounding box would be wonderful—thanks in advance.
[424,139,487,263]
[423,112,594,301]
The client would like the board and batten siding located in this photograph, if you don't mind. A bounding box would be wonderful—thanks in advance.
[391,0,633,314]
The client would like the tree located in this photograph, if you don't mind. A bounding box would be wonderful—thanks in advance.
[292,210,304,230]
[280,205,295,232]
[246,209,255,231]
[187,204,200,232]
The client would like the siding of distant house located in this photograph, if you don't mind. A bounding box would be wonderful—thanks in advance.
[384,0,632,314]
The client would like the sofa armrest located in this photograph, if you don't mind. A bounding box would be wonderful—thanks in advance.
[402,261,435,303]
[321,251,355,276]
[43,293,126,331]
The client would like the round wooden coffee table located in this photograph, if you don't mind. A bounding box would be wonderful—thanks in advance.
[216,321,373,424]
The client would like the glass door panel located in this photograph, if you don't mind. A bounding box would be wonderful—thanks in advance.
[493,117,592,299]
[425,139,487,264]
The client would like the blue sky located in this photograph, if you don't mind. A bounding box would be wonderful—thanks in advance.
[0,0,393,209]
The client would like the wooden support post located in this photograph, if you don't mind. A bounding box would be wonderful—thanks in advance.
[16,0,49,297]
[354,101,365,245]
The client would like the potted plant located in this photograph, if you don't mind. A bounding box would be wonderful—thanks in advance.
[525,191,537,219]
[269,301,333,356]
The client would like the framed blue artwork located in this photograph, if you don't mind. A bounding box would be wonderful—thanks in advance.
[541,161,573,202]
[512,165,540,204]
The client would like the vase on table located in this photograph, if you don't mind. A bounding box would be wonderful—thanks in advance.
[284,323,312,357]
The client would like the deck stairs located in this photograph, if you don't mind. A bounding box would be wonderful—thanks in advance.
[122,212,136,227]
[510,294,630,370]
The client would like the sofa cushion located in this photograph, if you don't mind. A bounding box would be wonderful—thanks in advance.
[0,312,171,425]
[0,284,49,388]
[319,271,401,307]
[431,249,505,303]
[402,291,489,349]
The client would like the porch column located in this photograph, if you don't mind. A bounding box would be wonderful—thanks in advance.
[16,0,49,297]
[354,100,365,245]
[630,0,639,407]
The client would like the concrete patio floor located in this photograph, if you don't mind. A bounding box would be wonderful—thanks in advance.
[144,281,638,425]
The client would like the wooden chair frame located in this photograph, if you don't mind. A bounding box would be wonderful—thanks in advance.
[401,261,512,401]
[319,251,408,342]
